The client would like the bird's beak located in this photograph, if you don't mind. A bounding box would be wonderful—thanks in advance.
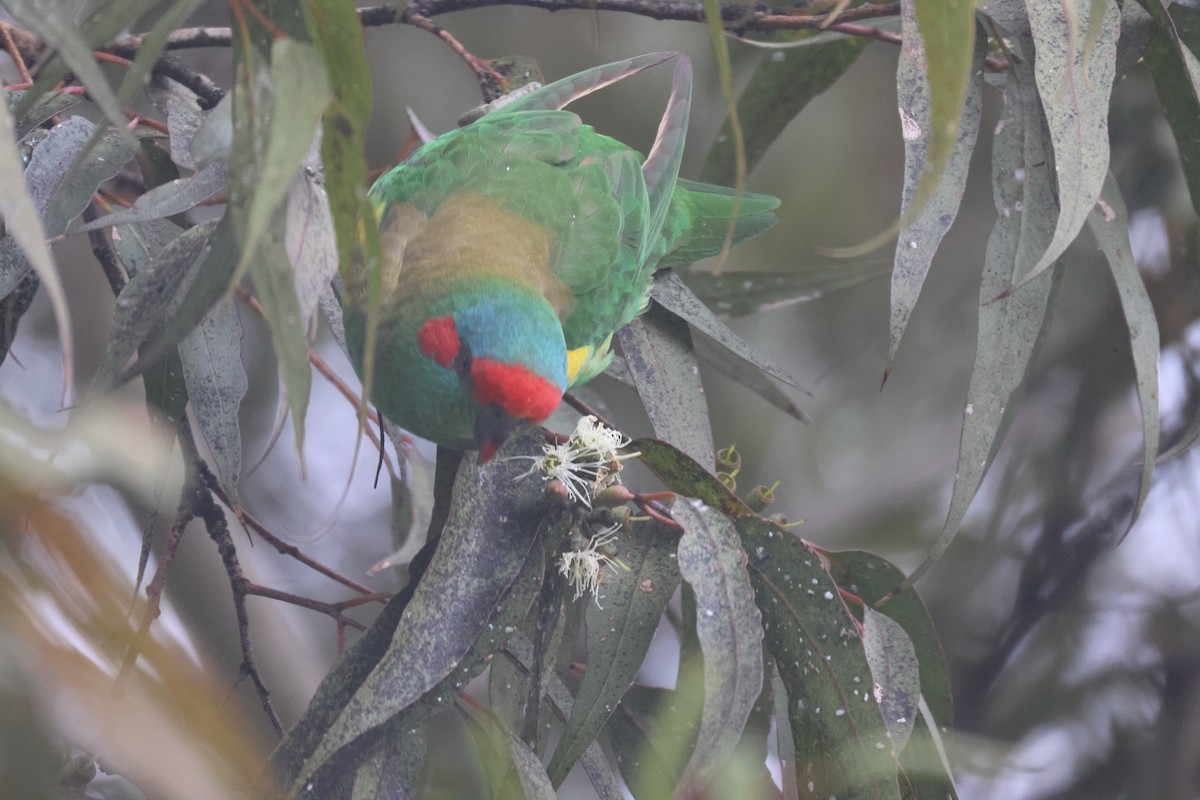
[475,403,520,464]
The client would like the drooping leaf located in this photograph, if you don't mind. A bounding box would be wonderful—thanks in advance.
[617,305,714,467]
[546,521,680,786]
[861,608,920,755]
[0,107,73,391]
[350,724,425,800]
[1087,174,1160,536]
[903,0,976,235]
[1143,2,1200,213]
[904,30,1062,589]
[830,551,957,798]
[6,0,138,146]
[0,273,38,368]
[631,437,753,517]
[78,161,227,231]
[652,270,809,420]
[684,262,889,318]
[888,14,983,372]
[608,683,702,796]
[737,516,900,798]
[11,91,81,141]
[1016,0,1121,286]
[179,299,248,505]
[672,499,764,796]
[772,666,801,800]
[91,220,219,392]
[702,35,868,186]
[502,729,557,800]
[1,117,136,300]
[290,432,559,788]
[286,155,340,329]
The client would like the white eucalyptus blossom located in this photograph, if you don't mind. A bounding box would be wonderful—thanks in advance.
[559,525,620,606]
[517,415,638,507]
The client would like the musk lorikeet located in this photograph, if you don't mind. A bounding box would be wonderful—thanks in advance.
[343,52,780,462]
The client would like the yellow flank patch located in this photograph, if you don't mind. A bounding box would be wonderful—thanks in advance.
[566,345,592,385]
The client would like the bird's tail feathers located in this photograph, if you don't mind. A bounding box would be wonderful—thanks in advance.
[657,179,780,268]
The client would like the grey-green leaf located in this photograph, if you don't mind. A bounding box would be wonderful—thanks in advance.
[1087,174,1160,534]
[286,159,340,328]
[1017,0,1121,286]
[546,521,680,785]
[12,91,81,141]
[91,220,219,392]
[179,299,247,506]
[616,305,714,467]
[861,608,920,755]
[673,500,764,796]
[905,31,1061,589]
[78,161,227,231]
[889,13,983,371]
[0,99,72,391]
[685,263,889,318]
[291,433,555,786]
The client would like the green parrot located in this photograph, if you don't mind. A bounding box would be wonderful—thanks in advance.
[343,52,779,462]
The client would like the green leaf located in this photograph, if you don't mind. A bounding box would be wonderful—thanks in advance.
[502,729,557,800]
[0,114,73,395]
[889,14,983,372]
[652,270,808,420]
[1016,0,1121,286]
[11,92,81,141]
[350,724,425,800]
[248,203,312,461]
[617,305,714,467]
[545,521,680,785]
[91,220,219,392]
[608,683,700,796]
[903,0,976,234]
[291,432,558,787]
[229,38,331,291]
[672,500,764,796]
[631,437,753,517]
[904,31,1062,589]
[0,273,38,369]
[6,0,138,146]
[737,516,900,798]
[771,665,801,800]
[861,609,920,755]
[78,162,227,231]
[1,117,136,299]
[829,551,957,799]
[702,36,868,186]
[684,263,889,318]
[286,157,340,327]
[1143,3,1200,213]
[1087,174,1160,535]
[123,217,239,386]
[179,299,248,505]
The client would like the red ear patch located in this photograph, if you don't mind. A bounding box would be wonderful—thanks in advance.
[417,316,461,367]
[472,358,563,422]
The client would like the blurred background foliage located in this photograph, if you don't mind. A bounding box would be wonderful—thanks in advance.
[1,0,1199,798]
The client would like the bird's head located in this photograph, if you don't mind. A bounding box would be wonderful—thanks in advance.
[416,291,566,462]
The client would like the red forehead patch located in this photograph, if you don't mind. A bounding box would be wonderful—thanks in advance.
[417,316,461,367]
[471,358,562,422]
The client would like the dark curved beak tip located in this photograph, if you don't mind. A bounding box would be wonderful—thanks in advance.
[474,403,519,465]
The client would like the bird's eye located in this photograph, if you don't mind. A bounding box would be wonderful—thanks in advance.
[453,345,472,376]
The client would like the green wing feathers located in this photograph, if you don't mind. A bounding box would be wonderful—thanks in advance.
[657,179,781,268]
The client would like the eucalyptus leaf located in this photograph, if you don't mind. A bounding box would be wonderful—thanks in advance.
[78,162,227,232]
[904,31,1062,589]
[889,16,983,372]
[617,306,714,467]
[286,158,340,329]
[290,432,558,788]
[702,35,868,186]
[545,521,680,785]
[737,516,900,798]
[861,608,920,755]
[350,724,425,800]
[91,220,219,392]
[12,92,81,141]
[1143,3,1200,213]
[179,299,248,506]
[685,263,888,318]
[672,499,764,796]
[1017,0,1121,286]
[1087,174,1160,536]
[6,0,137,146]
